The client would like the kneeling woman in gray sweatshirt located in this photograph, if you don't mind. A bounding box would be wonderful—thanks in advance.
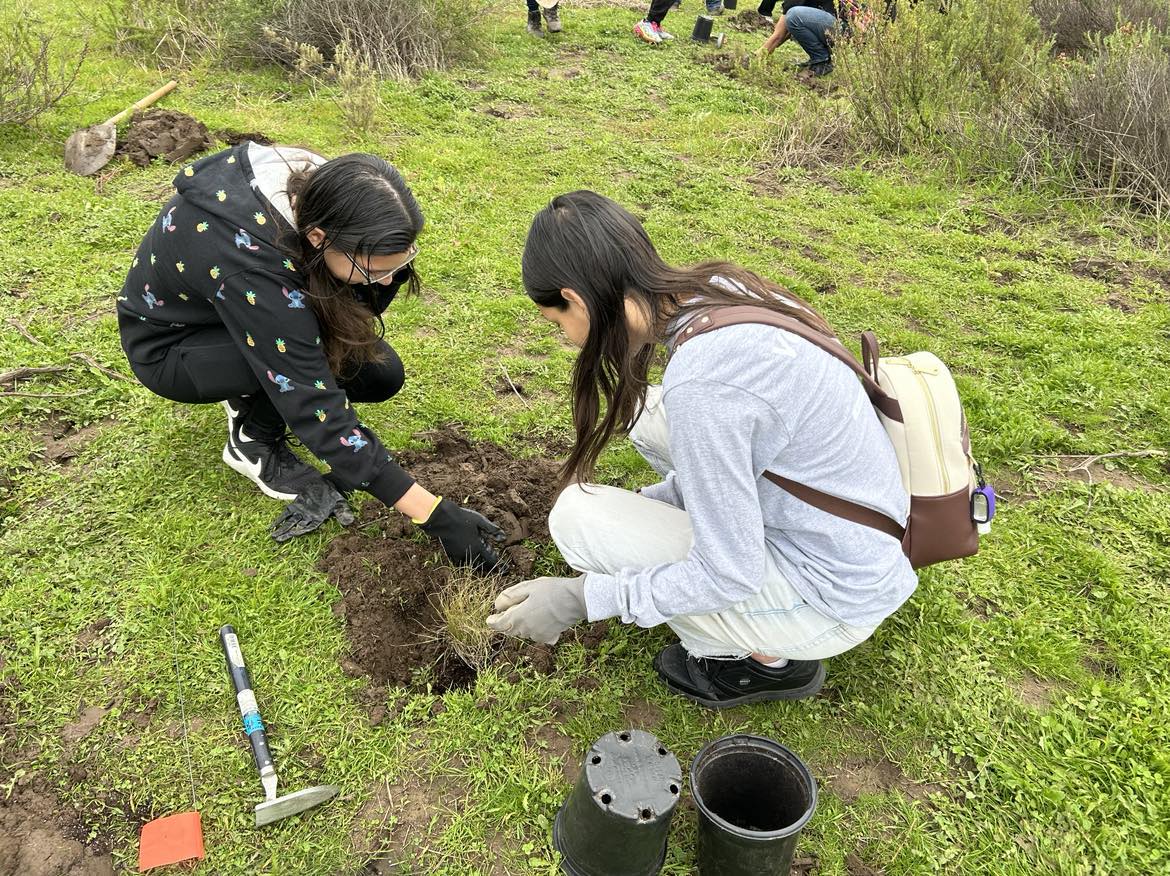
[487,190,917,709]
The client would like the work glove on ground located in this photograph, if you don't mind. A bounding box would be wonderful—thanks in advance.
[486,576,588,645]
[417,497,507,572]
[270,477,355,543]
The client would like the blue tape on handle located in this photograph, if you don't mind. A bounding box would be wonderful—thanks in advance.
[243,711,264,735]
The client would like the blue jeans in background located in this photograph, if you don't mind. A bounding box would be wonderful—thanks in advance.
[785,5,838,64]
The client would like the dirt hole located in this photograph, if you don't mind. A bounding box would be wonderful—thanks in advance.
[322,427,605,693]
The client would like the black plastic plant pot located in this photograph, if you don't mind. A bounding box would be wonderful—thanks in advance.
[692,14,714,40]
[690,735,817,876]
[553,729,683,876]
[724,0,738,10]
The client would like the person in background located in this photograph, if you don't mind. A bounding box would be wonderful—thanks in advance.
[633,0,678,44]
[526,0,563,37]
[756,0,839,75]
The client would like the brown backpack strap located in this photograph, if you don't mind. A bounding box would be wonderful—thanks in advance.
[674,305,903,423]
[674,304,907,543]
[763,472,906,541]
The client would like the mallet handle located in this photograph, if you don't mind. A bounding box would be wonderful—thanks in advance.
[219,625,276,792]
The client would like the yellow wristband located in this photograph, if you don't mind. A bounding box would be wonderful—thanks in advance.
[411,495,444,525]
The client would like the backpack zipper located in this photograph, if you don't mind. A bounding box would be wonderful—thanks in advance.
[890,357,949,493]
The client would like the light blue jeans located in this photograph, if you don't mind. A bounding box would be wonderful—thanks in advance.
[785,5,838,64]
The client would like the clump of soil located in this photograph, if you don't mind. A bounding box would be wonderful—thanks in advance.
[727,9,774,31]
[0,708,115,876]
[117,108,215,167]
[217,129,274,146]
[322,428,601,692]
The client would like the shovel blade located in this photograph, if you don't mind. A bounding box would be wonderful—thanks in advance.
[64,122,116,176]
[138,810,205,871]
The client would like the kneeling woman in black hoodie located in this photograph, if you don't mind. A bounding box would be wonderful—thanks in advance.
[117,142,504,568]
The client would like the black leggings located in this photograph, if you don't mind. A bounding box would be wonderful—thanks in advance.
[124,322,405,441]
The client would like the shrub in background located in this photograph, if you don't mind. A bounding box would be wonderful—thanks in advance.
[0,10,87,125]
[264,0,482,81]
[1033,25,1170,213]
[96,0,276,66]
[833,0,1047,151]
[1031,0,1169,53]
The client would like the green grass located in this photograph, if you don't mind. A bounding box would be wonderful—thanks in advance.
[2,3,1169,874]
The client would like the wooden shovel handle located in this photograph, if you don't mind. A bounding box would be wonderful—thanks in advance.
[104,80,178,126]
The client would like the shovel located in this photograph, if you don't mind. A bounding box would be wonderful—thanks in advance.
[64,80,178,176]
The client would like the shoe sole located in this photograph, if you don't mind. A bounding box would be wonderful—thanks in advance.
[634,28,662,44]
[222,441,298,502]
[652,653,826,709]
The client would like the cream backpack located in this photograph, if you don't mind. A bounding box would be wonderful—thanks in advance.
[676,305,993,568]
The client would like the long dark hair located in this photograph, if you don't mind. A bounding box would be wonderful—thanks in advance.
[522,190,834,486]
[284,153,423,375]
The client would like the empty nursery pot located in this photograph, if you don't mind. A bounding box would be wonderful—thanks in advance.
[554,729,683,876]
[724,0,737,9]
[692,14,714,40]
[690,735,817,876]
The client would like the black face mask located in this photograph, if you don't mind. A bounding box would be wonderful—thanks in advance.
[351,266,412,315]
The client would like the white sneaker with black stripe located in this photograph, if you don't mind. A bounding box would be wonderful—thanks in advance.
[221,398,318,501]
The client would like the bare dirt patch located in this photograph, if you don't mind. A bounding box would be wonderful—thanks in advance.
[352,772,469,874]
[727,10,773,31]
[846,851,886,875]
[0,708,116,876]
[827,757,943,803]
[621,698,664,731]
[1010,673,1063,711]
[34,417,113,466]
[217,129,274,146]
[323,428,603,693]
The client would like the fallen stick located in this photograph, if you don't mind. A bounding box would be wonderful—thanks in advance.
[1,390,91,398]
[6,319,46,347]
[70,352,132,382]
[500,364,530,407]
[0,365,71,384]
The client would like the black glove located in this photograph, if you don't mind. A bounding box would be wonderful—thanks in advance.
[417,498,507,572]
[270,478,355,543]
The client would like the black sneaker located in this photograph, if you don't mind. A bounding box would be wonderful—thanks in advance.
[809,60,833,76]
[221,399,318,501]
[526,9,545,37]
[653,643,825,709]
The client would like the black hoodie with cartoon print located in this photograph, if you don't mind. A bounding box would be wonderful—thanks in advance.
[117,142,415,505]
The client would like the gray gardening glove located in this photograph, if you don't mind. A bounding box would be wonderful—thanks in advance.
[486,576,588,645]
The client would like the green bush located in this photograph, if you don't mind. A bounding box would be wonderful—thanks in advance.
[834,0,1048,151]
[96,0,278,66]
[0,9,86,125]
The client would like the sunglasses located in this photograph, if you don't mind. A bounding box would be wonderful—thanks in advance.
[344,243,419,285]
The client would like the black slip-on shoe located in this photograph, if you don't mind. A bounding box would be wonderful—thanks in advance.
[653,643,825,709]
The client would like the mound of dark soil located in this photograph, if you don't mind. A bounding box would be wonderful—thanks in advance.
[322,428,606,693]
[727,9,774,31]
[117,108,215,167]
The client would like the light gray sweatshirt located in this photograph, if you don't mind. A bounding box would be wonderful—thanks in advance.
[583,321,918,630]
